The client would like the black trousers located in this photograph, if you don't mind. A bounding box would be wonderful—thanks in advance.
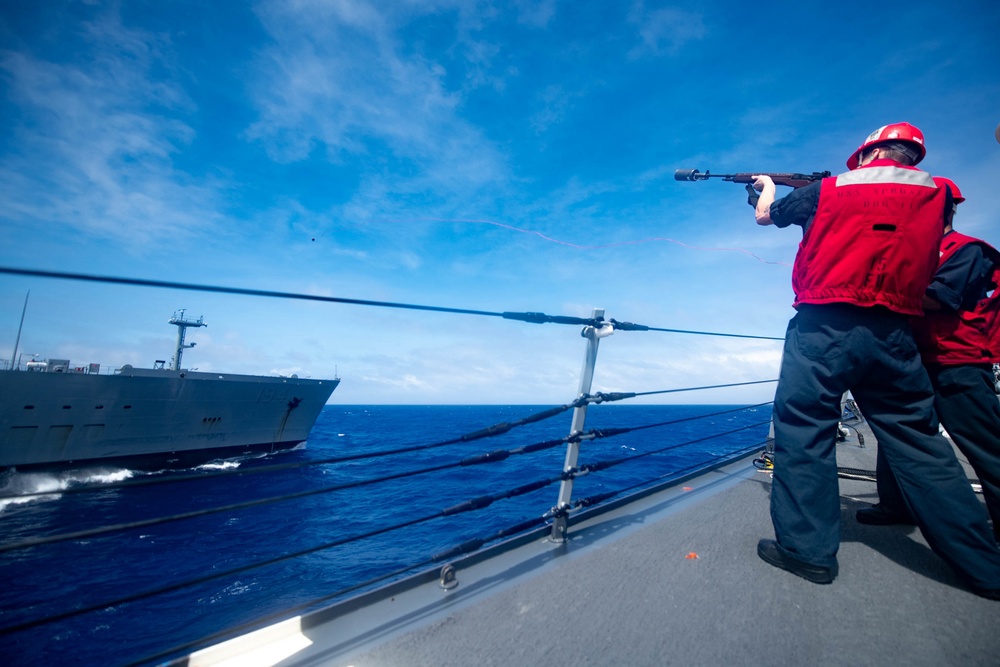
[875,363,1000,533]
[770,304,1000,590]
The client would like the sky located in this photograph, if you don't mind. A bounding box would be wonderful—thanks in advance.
[1,0,999,405]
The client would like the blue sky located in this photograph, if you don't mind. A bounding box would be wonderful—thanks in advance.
[1,1,999,404]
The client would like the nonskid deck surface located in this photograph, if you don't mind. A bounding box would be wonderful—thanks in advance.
[186,422,1000,667]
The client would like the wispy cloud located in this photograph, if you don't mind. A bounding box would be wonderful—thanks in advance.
[0,12,227,247]
[626,2,706,58]
[246,0,509,197]
[512,0,558,28]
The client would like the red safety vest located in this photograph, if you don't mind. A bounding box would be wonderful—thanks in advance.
[791,159,946,315]
[912,232,1000,365]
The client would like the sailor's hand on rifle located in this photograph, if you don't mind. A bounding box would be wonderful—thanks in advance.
[751,174,774,192]
[751,175,776,226]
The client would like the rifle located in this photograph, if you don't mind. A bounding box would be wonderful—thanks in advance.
[674,168,831,206]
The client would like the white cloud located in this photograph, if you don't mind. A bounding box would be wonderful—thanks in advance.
[0,15,226,247]
[512,0,557,28]
[627,3,706,57]
[246,0,508,197]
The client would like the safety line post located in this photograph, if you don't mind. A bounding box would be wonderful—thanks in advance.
[550,308,612,542]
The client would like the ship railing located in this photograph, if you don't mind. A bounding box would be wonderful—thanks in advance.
[2,358,121,374]
[2,358,230,375]
[0,266,784,665]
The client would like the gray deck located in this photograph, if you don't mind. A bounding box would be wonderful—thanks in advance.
[185,425,1000,667]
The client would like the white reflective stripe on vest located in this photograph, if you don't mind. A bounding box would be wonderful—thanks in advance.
[835,166,936,187]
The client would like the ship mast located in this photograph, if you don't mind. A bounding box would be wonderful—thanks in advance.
[8,291,29,370]
[169,309,207,371]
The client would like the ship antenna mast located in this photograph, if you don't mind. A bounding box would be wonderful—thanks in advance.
[9,290,29,370]
[168,309,207,371]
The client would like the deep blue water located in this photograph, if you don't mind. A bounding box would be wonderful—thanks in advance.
[0,404,771,666]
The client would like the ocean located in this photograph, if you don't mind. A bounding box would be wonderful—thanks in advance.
[0,403,772,666]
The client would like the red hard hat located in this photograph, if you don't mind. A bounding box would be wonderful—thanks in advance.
[933,176,965,204]
[846,122,927,170]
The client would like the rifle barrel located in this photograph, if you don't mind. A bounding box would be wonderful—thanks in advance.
[674,169,711,181]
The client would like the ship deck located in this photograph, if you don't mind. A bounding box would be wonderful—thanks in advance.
[182,421,1000,667]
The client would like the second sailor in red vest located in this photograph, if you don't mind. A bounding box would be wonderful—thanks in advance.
[858,176,1000,539]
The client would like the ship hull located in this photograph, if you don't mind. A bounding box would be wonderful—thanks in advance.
[0,367,338,470]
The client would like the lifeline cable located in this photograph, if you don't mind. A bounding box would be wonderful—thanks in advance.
[141,428,769,665]
[0,266,787,645]
[0,397,591,502]
[0,438,568,554]
[581,401,773,437]
[151,423,766,664]
[542,416,772,522]
[0,473,564,636]
[0,266,785,341]
[0,403,771,552]
[5,409,773,634]
[631,380,777,397]
[569,419,773,479]
[0,266,502,318]
[12,410,772,638]
[0,389,772,501]
[0,501,448,635]
[571,438,771,511]
[610,319,786,341]
[132,514,550,666]
[150,423,772,666]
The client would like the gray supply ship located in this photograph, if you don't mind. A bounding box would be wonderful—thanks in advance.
[0,310,338,470]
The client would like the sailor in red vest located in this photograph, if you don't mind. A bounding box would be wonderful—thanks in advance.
[750,122,1000,598]
[857,176,1000,538]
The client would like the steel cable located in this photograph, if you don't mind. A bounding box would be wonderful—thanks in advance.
[572,419,773,479]
[2,406,771,636]
[572,438,771,510]
[0,433,575,554]
[0,391,771,501]
[0,403,772,552]
[136,429,772,665]
[128,514,549,666]
[0,474,562,636]
[0,399,586,501]
[0,266,784,340]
